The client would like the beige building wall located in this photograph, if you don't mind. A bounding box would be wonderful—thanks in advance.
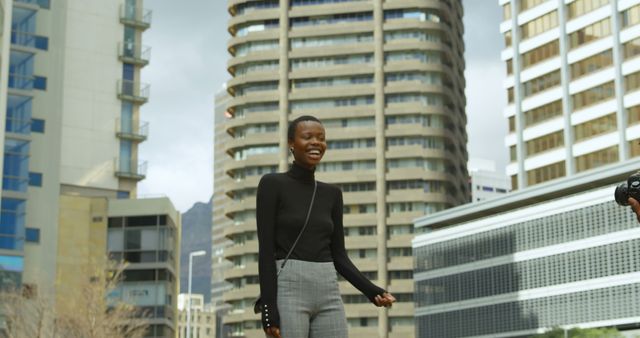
[55,194,109,315]
[57,0,125,192]
[221,1,469,338]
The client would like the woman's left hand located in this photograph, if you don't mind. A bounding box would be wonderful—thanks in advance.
[374,292,396,307]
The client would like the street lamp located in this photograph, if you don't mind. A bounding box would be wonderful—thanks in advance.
[187,250,206,338]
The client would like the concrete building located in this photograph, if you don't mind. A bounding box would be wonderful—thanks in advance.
[413,159,640,337]
[177,293,217,338]
[502,0,640,190]
[212,89,232,338]
[222,1,468,337]
[107,198,181,338]
[0,0,151,297]
[468,158,511,202]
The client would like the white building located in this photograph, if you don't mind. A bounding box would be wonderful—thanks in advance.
[413,159,640,337]
[501,0,640,190]
[178,293,216,338]
[468,158,511,202]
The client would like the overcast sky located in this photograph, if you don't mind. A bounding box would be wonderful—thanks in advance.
[138,1,508,212]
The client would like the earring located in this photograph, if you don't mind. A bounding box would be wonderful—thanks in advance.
[289,148,294,154]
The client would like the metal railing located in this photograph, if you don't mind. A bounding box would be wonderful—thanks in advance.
[117,80,150,102]
[8,74,34,90]
[119,4,152,28]
[116,118,149,140]
[114,158,147,180]
[118,42,151,65]
[11,31,48,50]
[14,0,50,8]
[5,116,32,134]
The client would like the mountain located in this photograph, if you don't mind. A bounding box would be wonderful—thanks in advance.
[179,197,213,304]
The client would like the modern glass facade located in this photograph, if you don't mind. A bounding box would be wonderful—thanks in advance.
[222,1,469,337]
[108,212,179,338]
[0,0,48,287]
[502,0,640,190]
[414,185,640,337]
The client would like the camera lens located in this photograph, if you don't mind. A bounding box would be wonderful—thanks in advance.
[615,182,630,206]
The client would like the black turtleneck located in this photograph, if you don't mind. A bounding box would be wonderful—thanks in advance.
[256,162,386,330]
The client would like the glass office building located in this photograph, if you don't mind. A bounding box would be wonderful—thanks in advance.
[413,159,640,337]
[222,1,469,337]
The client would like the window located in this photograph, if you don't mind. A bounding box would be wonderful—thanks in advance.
[570,49,612,79]
[526,161,566,185]
[572,81,615,110]
[522,70,561,97]
[521,40,559,69]
[117,191,130,199]
[28,172,42,187]
[3,140,30,192]
[503,3,511,20]
[568,0,609,19]
[292,33,372,48]
[31,118,44,133]
[624,37,640,60]
[526,131,564,156]
[521,11,558,40]
[122,63,135,81]
[569,18,611,49]
[575,146,618,172]
[519,0,546,12]
[290,12,372,27]
[33,76,46,90]
[573,113,616,141]
[384,9,441,22]
[25,228,40,243]
[626,71,640,92]
[524,100,562,126]
[622,4,640,28]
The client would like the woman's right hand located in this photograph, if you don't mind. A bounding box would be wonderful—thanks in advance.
[265,326,281,338]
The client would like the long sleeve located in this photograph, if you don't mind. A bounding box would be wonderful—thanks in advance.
[330,188,386,303]
[256,174,280,330]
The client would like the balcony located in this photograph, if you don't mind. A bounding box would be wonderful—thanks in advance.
[116,118,149,142]
[118,42,151,66]
[11,31,48,50]
[119,4,152,30]
[8,74,46,92]
[114,158,147,181]
[117,80,149,103]
[14,0,50,8]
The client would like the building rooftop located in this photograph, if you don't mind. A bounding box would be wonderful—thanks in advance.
[414,158,640,230]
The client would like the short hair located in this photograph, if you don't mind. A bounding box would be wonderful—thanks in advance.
[288,115,322,141]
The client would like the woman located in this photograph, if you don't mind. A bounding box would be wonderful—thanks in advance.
[256,115,395,338]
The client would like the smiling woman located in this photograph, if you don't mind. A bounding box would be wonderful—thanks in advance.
[255,115,395,338]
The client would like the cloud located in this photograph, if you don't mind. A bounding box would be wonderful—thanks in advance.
[136,0,229,212]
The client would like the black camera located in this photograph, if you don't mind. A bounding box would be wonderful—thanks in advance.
[614,172,640,206]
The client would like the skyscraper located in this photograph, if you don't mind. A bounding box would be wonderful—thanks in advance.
[221,1,468,337]
[0,0,152,318]
[502,0,640,189]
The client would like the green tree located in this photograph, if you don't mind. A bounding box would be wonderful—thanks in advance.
[532,327,625,338]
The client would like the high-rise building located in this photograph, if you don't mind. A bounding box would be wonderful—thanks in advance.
[502,0,640,190]
[0,0,151,296]
[412,159,640,337]
[212,89,232,338]
[222,1,468,337]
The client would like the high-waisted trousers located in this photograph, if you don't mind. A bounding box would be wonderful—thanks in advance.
[275,259,348,338]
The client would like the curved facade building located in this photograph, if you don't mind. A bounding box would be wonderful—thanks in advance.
[221,1,468,337]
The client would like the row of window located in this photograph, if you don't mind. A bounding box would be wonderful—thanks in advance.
[417,238,640,307]
[414,200,634,273]
[417,283,640,338]
[503,0,609,24]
